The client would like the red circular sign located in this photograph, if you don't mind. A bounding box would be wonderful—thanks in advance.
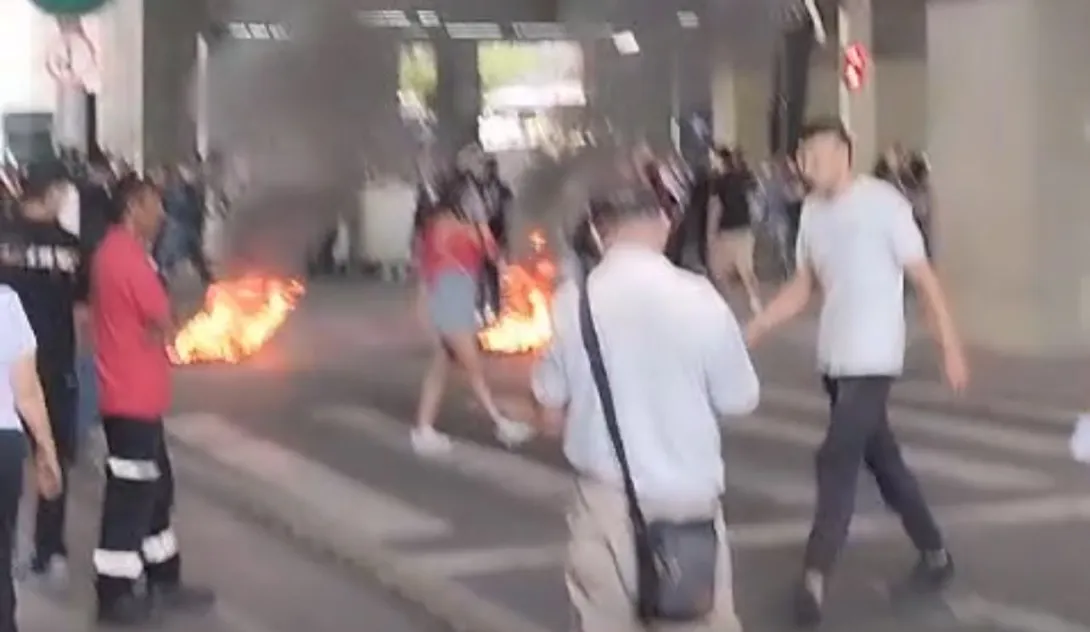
[842,42,869,92]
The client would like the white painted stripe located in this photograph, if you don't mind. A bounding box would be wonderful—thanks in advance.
[215,602,283,632]
[142,528,179,564]
[312,406,575,505]
[762,385,1070,457]
[727,414,1053,491]
[107,456,160,481]
[407,545,566,578]
[93,549,144,578]
[319,405,814,509]
[15,584,85,628]
[167,413,450,542]
[735,493,1090,549]
[896,379,1079,427]
[404,495,1090,577]
[724,466,813,506]
[947,594,1090,632]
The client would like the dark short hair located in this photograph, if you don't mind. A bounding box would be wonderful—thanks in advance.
[114,176,159,220]
[20,161,70,201]
[799,118,854,157]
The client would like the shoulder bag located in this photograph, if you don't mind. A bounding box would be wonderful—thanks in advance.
[577,274,719,623]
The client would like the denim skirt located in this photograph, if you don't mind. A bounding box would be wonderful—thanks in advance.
[427,271,479,336]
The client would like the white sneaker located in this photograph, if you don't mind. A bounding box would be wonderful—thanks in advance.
[411,426,453,457]
[494,417,535,448]
[1071,415,1090,463]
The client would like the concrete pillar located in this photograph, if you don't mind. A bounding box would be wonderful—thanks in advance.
[675,24,712,164]
[838,0,878,173]
[710,56,737,147]
[435,39,480,154]
[141,0,199,168]
[95,0,144,168]
[638,32,676,153]
[928,0,1090,355]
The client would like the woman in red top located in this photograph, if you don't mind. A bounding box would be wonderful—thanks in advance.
[411,195,532,456]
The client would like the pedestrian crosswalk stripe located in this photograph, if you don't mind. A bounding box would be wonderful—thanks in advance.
[312,403,1053,517]
[947,593,1090,632]
[729,415,1053,491]
[762,385,1070,457]
[313,406,574,506]
[724,467,814,506]
[895,378,1079,428]
[400,494,1090,576]
[167,413,452,542]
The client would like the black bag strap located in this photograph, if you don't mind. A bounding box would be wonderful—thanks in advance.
[577,273,649,534]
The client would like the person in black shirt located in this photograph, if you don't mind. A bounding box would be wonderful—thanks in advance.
[0,161,87,585]
[672,163,713,271]
[707,148,763,316]
[78,158,118,256]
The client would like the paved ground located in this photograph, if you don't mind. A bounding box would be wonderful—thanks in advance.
[16,420,447,631]
[145,279,1090,632]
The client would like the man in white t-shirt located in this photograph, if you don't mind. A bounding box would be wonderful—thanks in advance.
[746,119,968,627]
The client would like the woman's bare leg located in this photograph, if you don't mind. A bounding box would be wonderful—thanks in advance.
[414,345,451,430]
[444,334,503,423]
[446,333,534,447]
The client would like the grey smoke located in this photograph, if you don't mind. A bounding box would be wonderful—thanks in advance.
[202,0,411,274]
[197,0,798,274]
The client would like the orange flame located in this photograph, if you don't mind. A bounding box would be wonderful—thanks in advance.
[169,276,305,365]
[478,230,556,355]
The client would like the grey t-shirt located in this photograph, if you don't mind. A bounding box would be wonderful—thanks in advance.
[796,176,926,377]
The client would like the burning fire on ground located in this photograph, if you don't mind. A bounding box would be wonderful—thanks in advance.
[478,230,557,355]
[169,276,305,365]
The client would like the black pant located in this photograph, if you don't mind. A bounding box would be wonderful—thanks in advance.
[180,230,213,285]
[803,376,945,574]
[95,417,180,607]
[31,370,76,564]
[0,431,26,632]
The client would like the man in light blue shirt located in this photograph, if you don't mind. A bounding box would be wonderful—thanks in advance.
[532,186,758,632]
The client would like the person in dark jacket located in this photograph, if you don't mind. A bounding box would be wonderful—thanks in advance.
[0,162,87,585]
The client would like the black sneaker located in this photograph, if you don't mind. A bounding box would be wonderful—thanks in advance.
[149,583,216,614]
[793,574,824,628]
[97,593,157,627]
[904,551,955,593]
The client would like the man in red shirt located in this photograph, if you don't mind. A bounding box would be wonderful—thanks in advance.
[90,178,214,625]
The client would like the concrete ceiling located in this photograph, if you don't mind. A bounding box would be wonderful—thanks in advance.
[212,0,926,59]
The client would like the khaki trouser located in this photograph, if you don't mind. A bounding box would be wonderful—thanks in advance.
[566,479,743,632]
[709,229,756,282]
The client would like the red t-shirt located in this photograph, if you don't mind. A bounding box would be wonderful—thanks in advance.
[91,227,171,421]
[416,218,496,285]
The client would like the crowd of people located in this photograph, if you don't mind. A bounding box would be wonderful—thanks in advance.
[0,121,950,631]
[0,153,219,629]
[407,120,965,631]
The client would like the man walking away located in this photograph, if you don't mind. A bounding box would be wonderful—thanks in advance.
[90,179,214,625]
[532,184,759,632]
[160,167,213,286]
[746,119,968,627]
[0,162,86,587]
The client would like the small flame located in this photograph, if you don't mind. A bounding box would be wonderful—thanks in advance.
[169,276,305,365]
[478,229,556,355]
